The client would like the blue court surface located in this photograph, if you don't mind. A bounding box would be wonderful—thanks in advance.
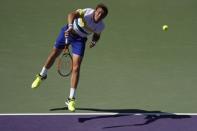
[0,113,197,131]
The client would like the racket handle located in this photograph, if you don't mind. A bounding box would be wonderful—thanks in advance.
[65,37,69,44]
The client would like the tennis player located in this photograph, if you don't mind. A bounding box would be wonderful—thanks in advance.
[31,3,108,112]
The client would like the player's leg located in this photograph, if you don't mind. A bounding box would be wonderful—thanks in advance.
[66,38,87,112]
[31,25,68,89]
[66,54,83,112]
[31,48,63,89]
[70,54,83,97]
[31,25,68,88]
[41,47,63,75]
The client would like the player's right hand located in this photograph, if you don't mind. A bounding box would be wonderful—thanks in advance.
[64,28,73,37]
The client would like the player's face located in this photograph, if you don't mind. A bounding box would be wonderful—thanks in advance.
[93,7,105,23]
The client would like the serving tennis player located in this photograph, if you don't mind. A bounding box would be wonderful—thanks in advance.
[31,3,108,112]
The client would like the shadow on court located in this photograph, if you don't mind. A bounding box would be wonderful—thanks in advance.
[50,107,191,128]
[77,108,191,128]
[101,115,191,129]
[0,108,194,131]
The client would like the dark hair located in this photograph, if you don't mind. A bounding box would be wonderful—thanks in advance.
[96,3,108,18]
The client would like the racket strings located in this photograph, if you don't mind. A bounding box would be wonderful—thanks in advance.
[58,53,72,77]
[61,56,71,74]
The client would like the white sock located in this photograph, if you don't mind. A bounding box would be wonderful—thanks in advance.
[69,87,76,99]
[39,67,48,77]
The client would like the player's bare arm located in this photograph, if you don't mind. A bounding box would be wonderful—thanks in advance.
[65,11,80,37]
[64,10,81,49]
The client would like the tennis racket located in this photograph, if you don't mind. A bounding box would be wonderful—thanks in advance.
[57,37,73,77]
[57,48,72,77]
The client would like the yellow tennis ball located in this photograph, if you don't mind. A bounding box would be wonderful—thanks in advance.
[162,25,168,31]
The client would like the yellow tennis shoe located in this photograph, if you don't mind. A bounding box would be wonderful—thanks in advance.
[66,98,76,112]
[31,74,47,89]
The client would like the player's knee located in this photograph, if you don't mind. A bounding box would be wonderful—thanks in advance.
[72,64,80,73]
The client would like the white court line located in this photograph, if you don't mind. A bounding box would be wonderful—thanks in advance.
[0,113,197,116]
[0,113,117,116]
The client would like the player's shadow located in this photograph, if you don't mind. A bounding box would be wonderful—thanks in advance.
[76,108,191,125]
[50,107,68,111]
[49,107,191,128]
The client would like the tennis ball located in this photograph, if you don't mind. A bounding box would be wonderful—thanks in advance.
[162,25,168,31]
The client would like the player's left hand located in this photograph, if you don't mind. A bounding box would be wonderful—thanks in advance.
[89,41,96,48]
